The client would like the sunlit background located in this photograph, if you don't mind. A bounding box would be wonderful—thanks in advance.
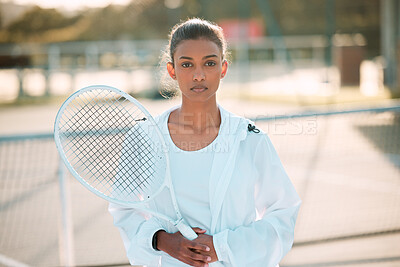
[0,0,399,267]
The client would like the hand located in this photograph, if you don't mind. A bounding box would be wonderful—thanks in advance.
[192,228,218,263]
[156,229,212,267]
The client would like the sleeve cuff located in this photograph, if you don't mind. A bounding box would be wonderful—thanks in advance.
[213,229,230,263]
[145,227,165,252]
[136,218,165,252]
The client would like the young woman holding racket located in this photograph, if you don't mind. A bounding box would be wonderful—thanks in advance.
[109,18,301,267]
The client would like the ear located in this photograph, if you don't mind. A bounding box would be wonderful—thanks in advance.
[167,62,176,80]
[221,60,228,79]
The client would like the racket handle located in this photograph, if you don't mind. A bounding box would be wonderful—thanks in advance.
[175,219,198,240]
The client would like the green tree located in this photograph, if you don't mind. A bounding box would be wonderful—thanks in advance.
[7,6,80,34]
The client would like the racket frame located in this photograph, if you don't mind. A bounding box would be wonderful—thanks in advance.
[54,85,197,240]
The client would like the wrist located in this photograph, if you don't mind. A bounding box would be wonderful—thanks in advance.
[152,230,166,251]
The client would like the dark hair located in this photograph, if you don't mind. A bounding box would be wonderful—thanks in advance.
[159,18,228,98]
[168,18,227,63]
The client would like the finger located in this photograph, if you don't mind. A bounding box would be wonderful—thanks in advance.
[192,227,207,234]
[180,253,209,267]
[187,250,212,263]
[181,258,208,267]
[188,241,210,252]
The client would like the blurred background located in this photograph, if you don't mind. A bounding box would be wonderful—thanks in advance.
[0,0,399,266]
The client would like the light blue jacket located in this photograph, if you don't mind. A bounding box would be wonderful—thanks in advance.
[108,106,301,267]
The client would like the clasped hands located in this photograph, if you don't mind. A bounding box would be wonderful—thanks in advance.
[156,227,218,267]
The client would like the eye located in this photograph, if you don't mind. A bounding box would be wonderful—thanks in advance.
[181,62,192,68]
[205,61,216,67]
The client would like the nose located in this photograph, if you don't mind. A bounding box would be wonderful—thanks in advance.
[193,67,205,81]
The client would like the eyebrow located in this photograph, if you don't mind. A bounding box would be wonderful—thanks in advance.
[178,54,218,60]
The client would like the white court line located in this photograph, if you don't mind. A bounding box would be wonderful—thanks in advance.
[0,254,31,267]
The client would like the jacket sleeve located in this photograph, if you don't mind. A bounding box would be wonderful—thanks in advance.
[108,203,165,266]
[213,133,301,267]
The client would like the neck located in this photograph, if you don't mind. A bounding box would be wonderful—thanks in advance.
[176,97,220,131]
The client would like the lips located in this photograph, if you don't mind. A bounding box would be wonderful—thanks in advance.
[191,85,208,93]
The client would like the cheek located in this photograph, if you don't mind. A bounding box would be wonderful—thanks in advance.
[175,67,223,83]
[207,67,223,78]
[175,71,193,89]
[210,72,223,83]
[174,69,191,81]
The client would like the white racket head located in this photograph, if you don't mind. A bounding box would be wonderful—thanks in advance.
[54,85,169,205]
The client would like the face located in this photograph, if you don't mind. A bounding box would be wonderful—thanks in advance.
[167,38,228,103]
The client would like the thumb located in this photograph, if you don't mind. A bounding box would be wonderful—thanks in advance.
[192,227,207,234]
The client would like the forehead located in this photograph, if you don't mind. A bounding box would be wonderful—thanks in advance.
[174,39,222,59]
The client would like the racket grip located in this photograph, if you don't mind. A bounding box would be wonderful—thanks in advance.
[175,219,198,240]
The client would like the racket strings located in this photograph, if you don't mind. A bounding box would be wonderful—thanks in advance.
[115,126,161,198]
[58,89,166,202]
[61,89,132,135]
[63,95,156,198]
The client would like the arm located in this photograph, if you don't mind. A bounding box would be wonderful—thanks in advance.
[108,203,164,266]
[108,124,168,265]
[213,134,301,267]
[109,204,214,267]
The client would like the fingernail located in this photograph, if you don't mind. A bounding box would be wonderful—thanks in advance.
[206,246,210,251]
[207,256,211,261]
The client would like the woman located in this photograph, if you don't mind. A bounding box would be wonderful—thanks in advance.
[109,18,301,267]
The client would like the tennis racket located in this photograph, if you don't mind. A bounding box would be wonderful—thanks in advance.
[54,85,197,240]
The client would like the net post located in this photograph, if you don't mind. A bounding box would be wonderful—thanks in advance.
[58,158,76,266]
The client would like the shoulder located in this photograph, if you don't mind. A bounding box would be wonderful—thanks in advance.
[242,126,270,155]
[219,105,267,146]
